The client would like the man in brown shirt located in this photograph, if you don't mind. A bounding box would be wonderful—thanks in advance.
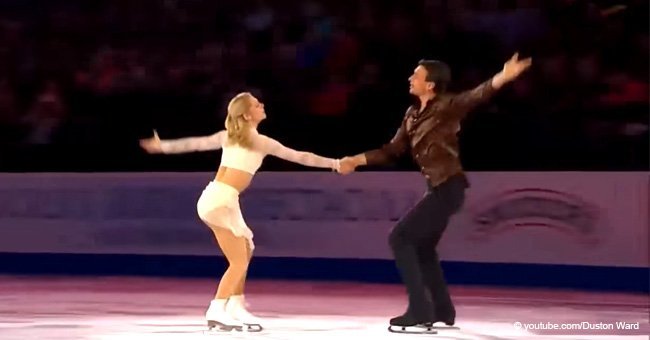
[339,53,531,330]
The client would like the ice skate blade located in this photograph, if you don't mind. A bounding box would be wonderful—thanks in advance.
[431,324,460,330]
[242,323,263,332]
[388,324,437,334]
[206,320,243,332]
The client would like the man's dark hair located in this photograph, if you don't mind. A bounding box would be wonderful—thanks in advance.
[418,59,451,93]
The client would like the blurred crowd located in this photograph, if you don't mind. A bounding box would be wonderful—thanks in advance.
[0,0,647,171]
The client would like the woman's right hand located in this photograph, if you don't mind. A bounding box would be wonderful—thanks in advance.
[139,130,163,153]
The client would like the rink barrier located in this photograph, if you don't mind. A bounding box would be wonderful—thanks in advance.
[0,172,647,293]
[0,253,647,293]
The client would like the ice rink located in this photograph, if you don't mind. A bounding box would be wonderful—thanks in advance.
[0,276,647,340]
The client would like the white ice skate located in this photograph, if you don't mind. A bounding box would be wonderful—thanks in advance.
[226,295,263,332]
[205,299,244,332]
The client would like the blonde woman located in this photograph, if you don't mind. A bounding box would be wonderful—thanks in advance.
[140,92,341,332]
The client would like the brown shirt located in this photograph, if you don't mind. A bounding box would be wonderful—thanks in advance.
[364,78,498,187]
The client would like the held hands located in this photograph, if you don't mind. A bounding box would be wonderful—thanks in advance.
[337,156,359,175]
[139,130,163,153]
[501,52,532,82]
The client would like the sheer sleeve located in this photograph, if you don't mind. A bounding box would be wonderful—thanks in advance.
[160,130,226,154]
[256,134,340,171]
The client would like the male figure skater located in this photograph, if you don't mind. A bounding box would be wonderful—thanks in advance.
[339,53,532,333]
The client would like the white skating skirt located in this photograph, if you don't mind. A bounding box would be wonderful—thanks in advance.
[197,181,254,250]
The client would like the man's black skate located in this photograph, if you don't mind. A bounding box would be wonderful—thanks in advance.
[430,318,460,331]
[429,309,459,330]
[387,314,436,334]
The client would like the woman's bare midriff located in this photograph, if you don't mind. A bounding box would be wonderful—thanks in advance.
[213,166,254,193]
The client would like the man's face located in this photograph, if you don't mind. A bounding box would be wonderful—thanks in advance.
[409,65,433,96]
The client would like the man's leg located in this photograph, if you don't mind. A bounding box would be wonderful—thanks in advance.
[418,176,467,324]
[418,247,455,324]
[388,192,445,325]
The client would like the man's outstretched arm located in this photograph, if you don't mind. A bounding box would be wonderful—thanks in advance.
[451,52,533,118]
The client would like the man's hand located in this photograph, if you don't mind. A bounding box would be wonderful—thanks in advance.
[493,52,532,88]
[338,157,357,175]
[502,52,532,81]
[336,154,367,175]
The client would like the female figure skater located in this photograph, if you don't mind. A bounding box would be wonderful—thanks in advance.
[140,92,341,331]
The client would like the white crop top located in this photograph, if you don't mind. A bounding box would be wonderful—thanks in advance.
[159,129,340,174]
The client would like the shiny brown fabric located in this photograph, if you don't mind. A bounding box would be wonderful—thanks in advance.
[364,79,498,187]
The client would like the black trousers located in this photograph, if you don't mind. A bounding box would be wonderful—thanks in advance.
[388,174,467,321]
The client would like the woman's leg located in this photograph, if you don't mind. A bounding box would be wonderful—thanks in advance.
[234,241,253,295]
[224,239,261,326]
[210,225,251,299]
